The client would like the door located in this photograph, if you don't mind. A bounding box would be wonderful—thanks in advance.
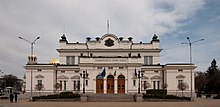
[118,75,125,94]
[96,75,104,93]
[107,75,114,93]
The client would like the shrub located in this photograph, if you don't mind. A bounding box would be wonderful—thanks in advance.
[213,95,220,99]
[143,94,164,99]
[206,94,211,98]
[196,94,202,98]
[60,91,80,98]
[143,94,191,101]
[60,91,73,96]
[0,96,8,99]
[146,89,167,96]
[32,92,80,101]
[45,94,59,99]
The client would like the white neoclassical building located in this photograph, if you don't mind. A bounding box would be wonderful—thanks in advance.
[23,33,196,97]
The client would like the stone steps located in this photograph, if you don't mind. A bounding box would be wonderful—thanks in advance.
[87,94,135,102]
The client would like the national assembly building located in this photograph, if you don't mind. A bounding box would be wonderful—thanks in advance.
[23,33,196,98]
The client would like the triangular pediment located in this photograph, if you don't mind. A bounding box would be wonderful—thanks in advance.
[35,74,44,78]
[70,75,80,79]
[141,76,149,79]
[58,75,69,79]
[176,74,185,79]
[150,75,161,79]
[132,76,137,79]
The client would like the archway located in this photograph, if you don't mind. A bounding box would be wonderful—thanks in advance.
[96,75,104,93]
[117,75,125,94]
[107,75,114,93]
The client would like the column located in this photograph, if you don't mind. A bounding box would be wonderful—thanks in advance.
[114,79,117,94]
[104,78,107,94]
[93,79,96,93]
[125,79,128,94]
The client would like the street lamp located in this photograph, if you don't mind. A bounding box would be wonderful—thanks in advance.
[0,70,5,88]
[19,36,40,100]
[181,37,204,100]
[137,71,143,94]
[80,71,89,94]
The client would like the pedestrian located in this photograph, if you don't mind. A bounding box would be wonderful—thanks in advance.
[9,93,14,103]
[14,93,18,102]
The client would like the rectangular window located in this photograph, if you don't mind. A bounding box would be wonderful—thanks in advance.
[71,56,75,65]
[178,69,183,72]
[37,80,42,85]
[86,80,88,86]
[97,67,102,69]
[78,57,80,64]
[154,71,158,73]
[73,81,76,90]
[66,56,70,65]
[66,56,75,65]
[133,80,136,86]
[77,81,80,91]
[64,81,66,90]
[157,81,160,89]
[119,67,124,69]
[60,81,62,90]
[144,56,147,65]
[178,80,183,86]
[61,71,65,73]
[144,56,153,65]
[138,53,141,57]
[153,81,156,89]
[143,81,147,90]
[108,67,113,69]
[37,69,42,72]
[75,71,79,73]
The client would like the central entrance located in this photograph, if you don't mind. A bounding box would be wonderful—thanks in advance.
[118,75,125,94]
[107,75,114,93]
[96,75,104,93]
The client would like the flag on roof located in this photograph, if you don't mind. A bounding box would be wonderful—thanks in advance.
[100,68,106,77]
[114,70,116,76]
[134,68,137,77]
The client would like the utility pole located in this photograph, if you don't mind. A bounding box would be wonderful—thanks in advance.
[182,37,204,100]
[19,36,40,100]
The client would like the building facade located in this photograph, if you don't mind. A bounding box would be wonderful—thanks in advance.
[23,34,196,97]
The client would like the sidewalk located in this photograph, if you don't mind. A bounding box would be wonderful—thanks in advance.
[0,98,220,107]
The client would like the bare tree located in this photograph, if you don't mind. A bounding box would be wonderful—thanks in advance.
[178,82,189,97]
[35,83,44,96]
[54,83,60,93]
[162,83,168,89]
[142,81,151,90]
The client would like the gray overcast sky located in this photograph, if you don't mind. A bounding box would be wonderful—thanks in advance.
[0,0,220,78]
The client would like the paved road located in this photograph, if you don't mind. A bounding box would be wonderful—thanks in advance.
[0,98,219,107]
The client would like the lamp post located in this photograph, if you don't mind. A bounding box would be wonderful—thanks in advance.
[181,37,204,100]
[80,71,89,94]
[137,71,143,94]
[19,36,40,100]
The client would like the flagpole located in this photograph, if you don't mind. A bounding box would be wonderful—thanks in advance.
[107,20,109,34]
